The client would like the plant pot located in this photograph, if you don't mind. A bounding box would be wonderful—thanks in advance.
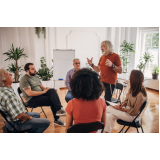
[11,82,20,98]
[152,74,159,80]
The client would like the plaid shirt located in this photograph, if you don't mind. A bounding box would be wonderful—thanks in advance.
[0,86,26,121]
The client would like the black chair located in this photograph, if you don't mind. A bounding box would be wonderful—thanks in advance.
[111,82,123,104]
[0,109,31,133]
[117,101,147,133]
[17,87,47,118]
[67,121,104,133]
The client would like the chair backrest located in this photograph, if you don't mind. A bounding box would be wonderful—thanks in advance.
[114,83,123,100]
[67,121,104,133]
[0,109,18,132]
[17,87,26,105]
[133,100,147,122]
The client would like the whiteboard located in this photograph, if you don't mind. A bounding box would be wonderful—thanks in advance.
[53,50,75,80]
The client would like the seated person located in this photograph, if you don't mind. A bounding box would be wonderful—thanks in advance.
[65,68,107,133]
[65,58,80,103]
[104,70,147,133]
[20,63,66,127]
[0,68,50,133]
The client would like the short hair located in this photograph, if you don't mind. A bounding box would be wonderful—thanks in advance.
[73,58,80,63]
[24,63,34,71]
[70,68,104,100]
[0,68,6,87]
[102,40,114,54]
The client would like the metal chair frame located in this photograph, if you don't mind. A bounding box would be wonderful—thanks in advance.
[17,87,47,118]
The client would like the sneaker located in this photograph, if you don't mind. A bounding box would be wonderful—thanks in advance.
[54,118,66,127]
[56,108,66,116]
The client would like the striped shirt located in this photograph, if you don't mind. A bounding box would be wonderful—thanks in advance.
[0,86,26,121]
[65,68,75,91]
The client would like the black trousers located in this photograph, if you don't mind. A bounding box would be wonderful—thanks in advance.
[102,82,115,106]
[28,88,62,121]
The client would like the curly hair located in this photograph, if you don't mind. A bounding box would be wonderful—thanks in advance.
[70,68,105,100]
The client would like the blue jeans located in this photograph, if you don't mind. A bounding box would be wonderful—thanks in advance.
[65,91,73,103]
[5,112,50,133]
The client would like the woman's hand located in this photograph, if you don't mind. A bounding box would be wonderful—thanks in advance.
[113,104,121,110]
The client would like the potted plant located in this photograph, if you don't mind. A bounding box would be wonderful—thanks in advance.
[6,63,24,81]
[37,57,54,88]
[137,52,154,73]
[3,44,28,83]
[152,66,159,79]
[120,40,135,73]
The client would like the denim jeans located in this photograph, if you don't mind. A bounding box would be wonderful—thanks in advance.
[65,91,73,103]
[5,112,50,133]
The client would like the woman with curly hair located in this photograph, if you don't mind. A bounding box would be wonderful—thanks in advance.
[104,70,147,133]
[65,68,107,132]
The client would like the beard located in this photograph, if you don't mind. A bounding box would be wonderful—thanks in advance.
[29,71,36,76]
[102,49,109,56]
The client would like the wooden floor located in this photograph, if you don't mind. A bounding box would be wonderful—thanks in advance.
[0,88,159,133]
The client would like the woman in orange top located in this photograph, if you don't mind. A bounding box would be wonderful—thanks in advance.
[65,68,107,132]
[87,40,122,105]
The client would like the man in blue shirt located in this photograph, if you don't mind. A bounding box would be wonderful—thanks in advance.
[65,58,80,103]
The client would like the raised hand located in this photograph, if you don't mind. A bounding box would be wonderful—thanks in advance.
[105,59,113,67]
[87,57,93,66]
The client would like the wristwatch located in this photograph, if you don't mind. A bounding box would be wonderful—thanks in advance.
[111,63,115,68]
[91,63,94,67]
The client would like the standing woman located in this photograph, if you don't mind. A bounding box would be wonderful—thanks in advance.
[104,70,147,133]
[65,68,106,133]
[87,40,122,105]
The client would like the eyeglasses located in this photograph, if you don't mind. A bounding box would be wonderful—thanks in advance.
[74,63,80,65]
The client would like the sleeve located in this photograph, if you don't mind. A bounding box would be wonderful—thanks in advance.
[98,56,101,66]
[123,92,129,104]
[115,54,121,67]
[6,97,24,119]
[65,100,73,116]
[128,94,146,116]
[65,71,71,91]
[20,77,30,89]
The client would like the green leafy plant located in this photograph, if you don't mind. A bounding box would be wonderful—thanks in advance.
[35,27,46,38]
[7,63,23,80]
[120,40,135,73]
[137,52,154,73]
[3,44,28,82]
[152,66,159,74]
[37,57,53,81]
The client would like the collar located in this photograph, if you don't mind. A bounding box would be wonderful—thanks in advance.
[0,86,14,92]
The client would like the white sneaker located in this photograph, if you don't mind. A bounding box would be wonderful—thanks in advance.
[54,118,66,127]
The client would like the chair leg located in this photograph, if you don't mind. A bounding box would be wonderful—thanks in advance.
[141,126,144,133]
[119,126,125,133]
[136,127,139,133]
[124,126,130,133]
[31,107,33,112]
[41,107,47,118]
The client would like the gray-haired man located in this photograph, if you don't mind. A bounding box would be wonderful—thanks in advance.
[65,58,80,103]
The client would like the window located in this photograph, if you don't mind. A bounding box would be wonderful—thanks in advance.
[140,30,159,78]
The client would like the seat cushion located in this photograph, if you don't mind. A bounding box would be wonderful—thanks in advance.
[117,118,142,128]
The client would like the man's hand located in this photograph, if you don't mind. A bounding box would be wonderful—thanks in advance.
[21,116,32,123]
[43,87,50,93]
[87,57,93,66]
[105,59,113,67]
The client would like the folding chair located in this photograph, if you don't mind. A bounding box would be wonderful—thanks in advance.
[0,109,31,133]
[67,121,104,133]
[17,87,47,118]
[117,101,147,133]
[111,82,123,104]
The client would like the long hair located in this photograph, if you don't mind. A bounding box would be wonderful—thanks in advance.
[102,40,114,54]
[70,68,105,100]
[129,70,147,97]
